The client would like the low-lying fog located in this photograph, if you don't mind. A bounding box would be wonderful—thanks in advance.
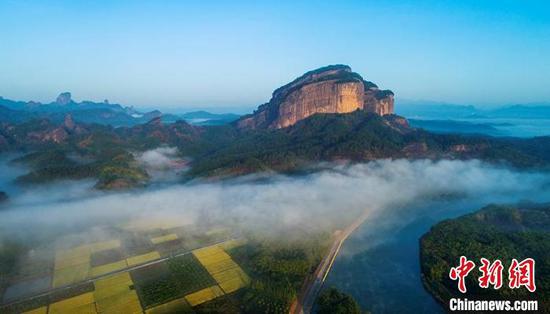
[1,155,549,245]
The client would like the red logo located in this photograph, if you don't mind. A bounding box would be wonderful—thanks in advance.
[508,258,536,292]
[478,258,503,289]
[449,256,476,293]
[449,257,536,293]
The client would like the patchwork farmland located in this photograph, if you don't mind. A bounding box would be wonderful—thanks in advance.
[0,222,248,314]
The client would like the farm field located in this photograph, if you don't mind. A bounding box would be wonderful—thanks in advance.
[193,245,250,294]
[150,233,178,245]
[0,222,328,314]
[94,273,142,313]
[126,251,161,267]
[3,238,248,314]
[131,249,223,309]
[184,285,224,306]
[0,222,234,303]
[144,297,192,314]
[19,272,142,314]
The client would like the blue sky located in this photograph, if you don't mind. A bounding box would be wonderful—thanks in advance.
[1,0,549,110]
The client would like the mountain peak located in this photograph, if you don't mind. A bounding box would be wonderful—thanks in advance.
[237,65,394,129]
[56,92,73,105]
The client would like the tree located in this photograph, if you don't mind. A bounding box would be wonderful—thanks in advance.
[317,287,361,314]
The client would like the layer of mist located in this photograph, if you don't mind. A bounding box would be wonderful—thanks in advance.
[1,158,549,246]
[134,146,188,182]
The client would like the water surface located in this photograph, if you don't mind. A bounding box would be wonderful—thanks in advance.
[326,194,549,313]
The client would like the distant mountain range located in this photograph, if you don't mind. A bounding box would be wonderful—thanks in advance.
[397,101,550,119]
[1,65,550,190]
[3,109,550,189]
[397,101,550,137]
[0,93,240,126]
[3,92,549,130]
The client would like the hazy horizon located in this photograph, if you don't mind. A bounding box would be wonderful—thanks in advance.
[1,1,550,109]
[2,91,550,116]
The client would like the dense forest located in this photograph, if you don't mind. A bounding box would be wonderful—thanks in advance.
[229,235,330,313]
[2,111,550,189]
[420,203,549,312]
[316,287,362,314]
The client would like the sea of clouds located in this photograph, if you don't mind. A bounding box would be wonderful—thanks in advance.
[1,157,549,242]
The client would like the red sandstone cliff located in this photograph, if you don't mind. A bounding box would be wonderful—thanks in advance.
[237,65,394,129]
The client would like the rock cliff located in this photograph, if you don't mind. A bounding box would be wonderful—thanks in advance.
[237,65,394,129]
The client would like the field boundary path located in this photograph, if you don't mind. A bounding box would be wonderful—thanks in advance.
[290,209,370,314]
[1,237,237,309]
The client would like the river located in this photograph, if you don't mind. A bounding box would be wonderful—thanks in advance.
[325,193,550,313]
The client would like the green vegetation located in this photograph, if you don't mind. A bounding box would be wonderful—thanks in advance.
[167,254,217,295]
[0,281,94,314]
[12,148,148,189]
[186,113,408,177]
[420,203,549,311]
[12,150,98,183]
[3,110,550,187]
[317,287,361,314]
[193,294,241,313]
[230,235,330,314]
[131,254,216,308]
[187,112,550,177]
[96,164,148,189]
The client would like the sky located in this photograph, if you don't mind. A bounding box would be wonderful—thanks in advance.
[1,0,549,111]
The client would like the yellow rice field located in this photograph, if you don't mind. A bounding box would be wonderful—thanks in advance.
[58,303,97,314]
[93,272,133,299]
[150,233,178,244]
[54,251,90,270]
[22,306,48,314]
[126,251,161,266]
[35,271,143,313]
[52,262,90,288]
[89,240,121,253]
[94,272,142,313]
[95,290,141,313]
[192,244,250,294]
[52,239,122,288]
[218,271,249,293]
[184,285,224,306]
[89,260,128,277]
[48,292,95,314]
[22,292,98,314]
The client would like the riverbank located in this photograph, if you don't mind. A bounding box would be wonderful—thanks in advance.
[291,210,370,314]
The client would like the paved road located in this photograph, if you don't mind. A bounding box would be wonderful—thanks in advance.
[290,210,370,314]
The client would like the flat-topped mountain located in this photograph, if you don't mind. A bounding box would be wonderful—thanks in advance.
[237,65,394,129]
